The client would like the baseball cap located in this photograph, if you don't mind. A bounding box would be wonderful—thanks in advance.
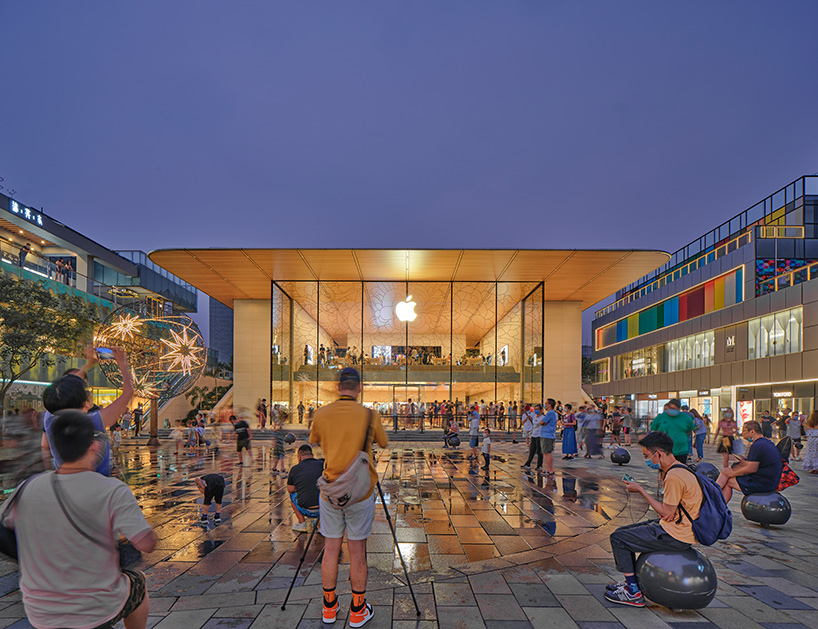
[339,367,361,384]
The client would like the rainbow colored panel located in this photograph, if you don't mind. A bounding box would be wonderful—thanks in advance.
[596,267,743,349]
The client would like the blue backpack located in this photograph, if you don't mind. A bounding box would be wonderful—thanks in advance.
[670,464,732,545]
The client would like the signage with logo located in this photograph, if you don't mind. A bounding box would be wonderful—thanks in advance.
[698,390,709,396]
[773,391,793,398]
[9,200,43,227]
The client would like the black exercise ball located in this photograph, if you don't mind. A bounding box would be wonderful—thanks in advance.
[284,433,296,444]
[691,462,719,482]
[741,492,791,527]
[610,448,630,466]
[635,548,718,610]
[447,435,460,447]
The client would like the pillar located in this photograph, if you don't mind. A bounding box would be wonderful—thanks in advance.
[544,301,583,406]
[233,300,272,416]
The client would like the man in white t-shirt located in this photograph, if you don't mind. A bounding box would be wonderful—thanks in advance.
[521,405,544,470]
[3,410,157,628]
[469,405,481,461]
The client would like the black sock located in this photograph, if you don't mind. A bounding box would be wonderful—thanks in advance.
[323,587,337,607]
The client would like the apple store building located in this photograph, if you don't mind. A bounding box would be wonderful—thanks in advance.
[149,249,666,429]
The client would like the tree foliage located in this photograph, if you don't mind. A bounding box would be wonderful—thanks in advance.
[0,273,100,409]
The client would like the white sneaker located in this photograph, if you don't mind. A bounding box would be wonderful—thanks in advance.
[292,521,310,532]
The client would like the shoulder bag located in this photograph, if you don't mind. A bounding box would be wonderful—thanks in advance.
[317,409,374,510]
[51,474,142,569]
[0,474,37,560]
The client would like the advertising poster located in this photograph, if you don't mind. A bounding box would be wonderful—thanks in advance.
[738,401,753,428]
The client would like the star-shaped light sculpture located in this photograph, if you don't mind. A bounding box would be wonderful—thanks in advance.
[160,326,205,376]
[131,371,159,399]
[109,313,143,341]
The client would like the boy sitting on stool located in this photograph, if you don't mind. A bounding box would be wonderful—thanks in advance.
[287,444,323,532]
[195,474,225,524]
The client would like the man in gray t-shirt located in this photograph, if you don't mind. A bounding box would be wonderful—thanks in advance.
[4,411,157,628]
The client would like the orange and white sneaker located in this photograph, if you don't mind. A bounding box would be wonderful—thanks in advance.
[322,599,339,624]
[349,602,374,628]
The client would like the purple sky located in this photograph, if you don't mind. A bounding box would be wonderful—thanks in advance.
[2,2,817,341]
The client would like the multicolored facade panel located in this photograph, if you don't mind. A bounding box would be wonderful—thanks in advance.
[596,267,743,350]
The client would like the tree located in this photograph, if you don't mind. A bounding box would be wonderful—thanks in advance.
[582,355,595,384]
[184,384,209,411]
[0,273,100,413]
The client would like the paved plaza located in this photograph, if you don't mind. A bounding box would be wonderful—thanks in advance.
[1,435,817,629]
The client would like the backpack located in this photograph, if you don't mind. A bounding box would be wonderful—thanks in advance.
[670,464,732,546]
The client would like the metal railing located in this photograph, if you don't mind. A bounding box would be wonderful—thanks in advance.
[757,260,818,296]
[595,230,751,318]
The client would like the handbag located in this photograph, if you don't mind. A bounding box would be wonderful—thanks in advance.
[778,460,800,491]
[51,474,142,569]
[0,475,36,560]
[316,409,374,510]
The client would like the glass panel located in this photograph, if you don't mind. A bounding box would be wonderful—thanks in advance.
[522,284,543,406]
[277,281,320,414]
[405,281,453,431]
[788,307,802,354]
[774,310,788,356]
[271,284,292,418]
[748,318,759,359]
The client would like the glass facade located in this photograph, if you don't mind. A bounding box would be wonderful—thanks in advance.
[748,307,802,359]
[270,280,544,429]
[664,331,715,373]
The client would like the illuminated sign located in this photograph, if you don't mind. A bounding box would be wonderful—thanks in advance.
[726,335,735,347]
[395,296,418,322]
[9,200,43,227]
[648,394,658,399]
[773,391,792,398]
[698,390,709,396]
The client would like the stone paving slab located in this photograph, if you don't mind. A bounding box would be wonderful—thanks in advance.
[1,437,817,627]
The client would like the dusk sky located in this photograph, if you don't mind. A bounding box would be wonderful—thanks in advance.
[2,2,817,339]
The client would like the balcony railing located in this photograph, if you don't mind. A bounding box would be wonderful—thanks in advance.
[757,261,818,296]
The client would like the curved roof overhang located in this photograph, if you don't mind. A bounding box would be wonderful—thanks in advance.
[148,249,669,310]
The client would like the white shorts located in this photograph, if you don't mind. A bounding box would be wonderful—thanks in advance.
[523,429,532,438]
[319,493,376,541]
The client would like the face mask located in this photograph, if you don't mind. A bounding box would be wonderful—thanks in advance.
[645,454,661,470]
[666,409,680,417]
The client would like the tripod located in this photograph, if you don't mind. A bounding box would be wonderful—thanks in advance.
[281,483,421,616]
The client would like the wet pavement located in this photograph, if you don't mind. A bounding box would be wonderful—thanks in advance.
[1,435,818,628]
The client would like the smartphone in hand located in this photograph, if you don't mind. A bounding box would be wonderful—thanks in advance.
[622,474,635,483]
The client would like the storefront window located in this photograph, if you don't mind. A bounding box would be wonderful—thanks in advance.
[271,280,543,431]
[748,306,802,359]
[663,331,714,373]
[590,358,609,383]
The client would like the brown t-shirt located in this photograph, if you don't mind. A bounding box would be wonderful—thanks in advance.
[309,399,389,501]
[660,467,703,544]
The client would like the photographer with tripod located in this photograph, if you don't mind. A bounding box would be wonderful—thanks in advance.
[309,368,388,627]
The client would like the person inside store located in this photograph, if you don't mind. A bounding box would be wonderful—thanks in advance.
[716,420,782,503]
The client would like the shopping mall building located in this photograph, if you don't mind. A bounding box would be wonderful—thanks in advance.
[0,191,197,408]
[589,175,818,425]
[149,249,666,424]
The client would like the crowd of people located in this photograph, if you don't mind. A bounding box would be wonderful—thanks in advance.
[4,346,818,626]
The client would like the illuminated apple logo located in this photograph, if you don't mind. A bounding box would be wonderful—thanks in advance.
[395,296,418,323]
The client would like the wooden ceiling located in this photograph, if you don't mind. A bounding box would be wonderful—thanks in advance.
[148,249,669,310]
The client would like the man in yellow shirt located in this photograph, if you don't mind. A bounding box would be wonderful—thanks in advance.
[309,368,388,628]
[605,432,703,608]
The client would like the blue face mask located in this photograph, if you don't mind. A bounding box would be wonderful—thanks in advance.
[645,455,661,470]
[666,409,680,417]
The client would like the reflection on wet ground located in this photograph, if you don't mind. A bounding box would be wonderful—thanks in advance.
[2,438,818,627]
